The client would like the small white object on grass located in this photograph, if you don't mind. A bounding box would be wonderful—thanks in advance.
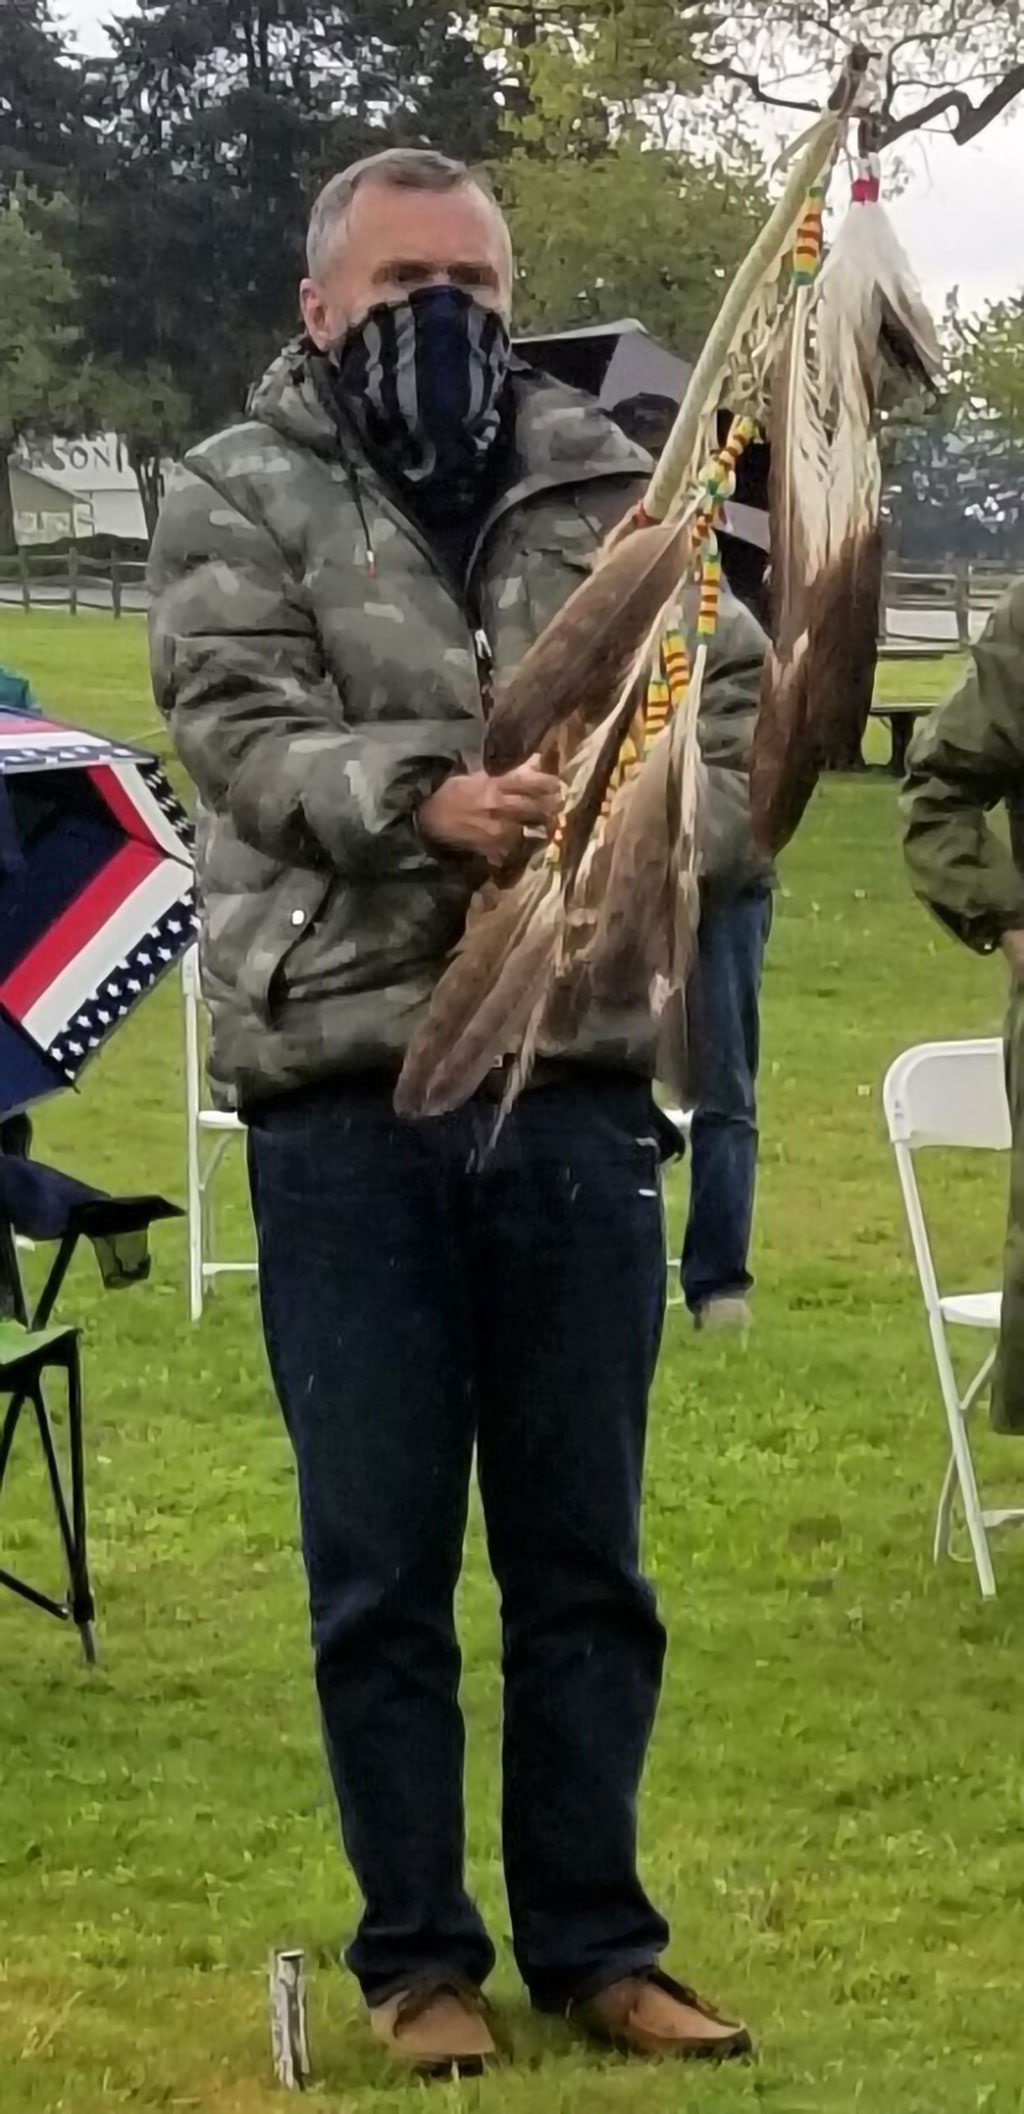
[269,1949,311,2090]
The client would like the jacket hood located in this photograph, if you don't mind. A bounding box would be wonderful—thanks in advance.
[246,336,652,492]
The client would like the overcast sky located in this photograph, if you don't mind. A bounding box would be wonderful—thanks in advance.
[59,0,1024,317]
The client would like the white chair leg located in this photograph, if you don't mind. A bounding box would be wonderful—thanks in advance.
[945,1395,997,1596]
[933,1448,958,1563]
[188,1170,204,1324]
[931,1329,998,1597]
[200,1163,213,1306]
[953,1419,997,1598]
[665,1189,685,1311]
[188,1229,204,1324]
[184,948,255,1318]
[186,1130,204,1328]
[184,953,204,1325]
[201,1137,231,1306]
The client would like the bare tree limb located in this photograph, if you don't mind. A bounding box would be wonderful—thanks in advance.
[881,29,953,121]
[879,60,1024,143]
[707,54,1024,150]
[712,63,819,114]
[477,0,1024,158]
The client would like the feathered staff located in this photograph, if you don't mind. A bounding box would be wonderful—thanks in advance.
[394,427,753,1122]
[750,132,941,855]
[395,51,929,1124]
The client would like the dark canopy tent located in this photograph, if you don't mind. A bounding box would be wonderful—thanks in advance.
[514,317,770,557]
[515,317,771,622]
[515,316,694,411]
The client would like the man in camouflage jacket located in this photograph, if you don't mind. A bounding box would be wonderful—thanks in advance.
[903,582,1024,1436]
[151,147,756,2073]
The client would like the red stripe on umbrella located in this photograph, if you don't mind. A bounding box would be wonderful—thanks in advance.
[86,763,162,851]
[0,842,159,1017]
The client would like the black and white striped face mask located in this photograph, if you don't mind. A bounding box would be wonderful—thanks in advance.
[330,285,511,514]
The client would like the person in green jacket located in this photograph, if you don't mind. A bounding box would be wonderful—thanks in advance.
[902,581,1024,1435]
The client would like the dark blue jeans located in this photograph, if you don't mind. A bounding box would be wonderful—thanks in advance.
[248,1076,671,2009]
[682,886,773,1314]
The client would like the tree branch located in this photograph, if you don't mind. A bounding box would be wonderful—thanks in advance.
[879,62,1024,145]
[711,63,819,115]
[708,56,1024,152]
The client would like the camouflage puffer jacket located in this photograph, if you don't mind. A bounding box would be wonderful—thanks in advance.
[150,340,767,1108]
[902,580,1024,1432]
[690,584,774,903]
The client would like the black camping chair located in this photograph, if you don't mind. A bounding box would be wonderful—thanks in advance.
[0,1115,181,1664]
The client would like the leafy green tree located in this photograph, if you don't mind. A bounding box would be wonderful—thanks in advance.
[881,295,1024,566]
[0,196,92,551]
[954,293,1024,443]
[480,0,1024,151]
[71,0,507,444]
[882,405,1024,565]
[502,140,766,347]
[0,0,85,198]
[477,0,765,344]
[95,367,195,539]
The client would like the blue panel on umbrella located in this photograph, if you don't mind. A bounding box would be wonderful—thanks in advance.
[0,781,124,982]
[0,780,23,877]
[0,1014,68,1116]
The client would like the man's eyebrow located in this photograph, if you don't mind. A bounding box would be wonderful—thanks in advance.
[371,258,432,282]
[370,258,501,285]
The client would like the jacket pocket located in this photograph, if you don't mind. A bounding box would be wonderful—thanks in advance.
[237,869,335,1026]
[281,868,474,1008]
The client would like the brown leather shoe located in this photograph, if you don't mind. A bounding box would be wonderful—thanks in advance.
[573,1968,753,2061]
[369,1978,497,2076]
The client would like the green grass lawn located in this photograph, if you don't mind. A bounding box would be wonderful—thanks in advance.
[1,611,1023,2114]
[874,654,968,707]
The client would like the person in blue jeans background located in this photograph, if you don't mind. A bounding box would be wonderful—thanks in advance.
[614,395,776,1334]
[682,881,773,1329]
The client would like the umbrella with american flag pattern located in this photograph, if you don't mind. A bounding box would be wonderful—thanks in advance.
[0,710,195,1115]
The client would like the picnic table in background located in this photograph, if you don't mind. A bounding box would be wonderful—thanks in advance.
[871,642,966,777]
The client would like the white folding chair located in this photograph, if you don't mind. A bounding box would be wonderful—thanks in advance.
[662,1105,692,1310]
[884,1038,1024,1597]
[182,945,257,1322]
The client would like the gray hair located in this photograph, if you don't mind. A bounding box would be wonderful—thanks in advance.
[306,147,511,281]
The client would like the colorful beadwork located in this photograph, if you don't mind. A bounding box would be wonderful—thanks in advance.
[638,628,690,762]
[661,631,690,713]
[691,414,759,553]
[851,153,881,206]
[793,181,825,285]
[644,673,672,738]
[698,538,723,640]
[549,418,751,867]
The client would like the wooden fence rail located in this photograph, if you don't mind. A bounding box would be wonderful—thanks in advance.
[879,561,1014,644]
[0,551,1018,626]
[0,550,149,617]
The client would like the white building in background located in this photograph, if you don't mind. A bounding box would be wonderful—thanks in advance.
[10,434,151,546]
